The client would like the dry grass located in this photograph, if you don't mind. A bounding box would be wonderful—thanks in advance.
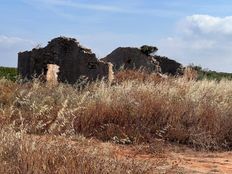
[1,70,232,172]
[0,128,155,174]
[114,69,166,83]
[183,66,199,81]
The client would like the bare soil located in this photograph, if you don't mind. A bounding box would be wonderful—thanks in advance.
[29,135,232,174]
[113,143,232,174]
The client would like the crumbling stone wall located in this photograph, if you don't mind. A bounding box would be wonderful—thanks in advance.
[101,47,161,73]
[101,47,183,75]
[154,56,183,75]
[18,37,112,84]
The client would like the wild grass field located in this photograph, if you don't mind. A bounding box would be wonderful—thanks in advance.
[1,70,232,173]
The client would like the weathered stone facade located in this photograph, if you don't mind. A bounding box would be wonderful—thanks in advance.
[18,37,112,84]
[154,55,183,75]
[101,47,161,73]
[101,47,183,75]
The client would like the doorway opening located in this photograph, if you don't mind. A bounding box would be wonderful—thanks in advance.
[46,64,60,86]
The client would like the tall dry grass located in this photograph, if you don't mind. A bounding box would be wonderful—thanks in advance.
[0,127,156,174]
[1,71,232,172]
[1,72,232,149]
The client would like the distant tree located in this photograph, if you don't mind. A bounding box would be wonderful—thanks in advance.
[188,63,203,71]
[140,45,158,56]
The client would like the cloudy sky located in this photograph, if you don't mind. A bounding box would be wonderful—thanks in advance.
[1,0,232,72]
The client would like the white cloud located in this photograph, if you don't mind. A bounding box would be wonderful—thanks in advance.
[158,15,232,73]
[23,0,133,13]
[0,35,35,67]
[185,15,232,35]
[0,35,34,48]
[22,0,184,17]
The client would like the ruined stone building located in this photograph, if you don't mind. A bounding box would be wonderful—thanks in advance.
[101,47,183,75]
[101,47,161,73]
[154,56,183,75]
[18,37,112,84]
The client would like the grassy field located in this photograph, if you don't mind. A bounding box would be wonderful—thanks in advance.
[0,66,17,81]
[1,70,232,173]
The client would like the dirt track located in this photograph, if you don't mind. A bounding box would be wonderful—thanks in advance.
[27,135,232,174]
[113,142,232,174]
[169,150,232,174]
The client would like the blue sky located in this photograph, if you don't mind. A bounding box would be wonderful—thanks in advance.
[1,0,232,72]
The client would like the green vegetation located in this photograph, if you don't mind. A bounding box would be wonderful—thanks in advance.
[190,65,232,81]
[0,66,17,81]
[140,45,158,56]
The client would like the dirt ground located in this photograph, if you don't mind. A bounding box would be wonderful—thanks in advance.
[112,141,232,174]
[27,135,232,174]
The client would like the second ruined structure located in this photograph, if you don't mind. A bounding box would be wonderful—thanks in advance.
[101,47,183,75]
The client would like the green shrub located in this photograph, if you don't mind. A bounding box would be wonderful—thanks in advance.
[140,45,158,56]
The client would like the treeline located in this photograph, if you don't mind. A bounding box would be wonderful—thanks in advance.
[0,67,17,81]
[190,65,232,81]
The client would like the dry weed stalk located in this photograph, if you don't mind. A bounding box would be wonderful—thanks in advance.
[183,66,198,81]
[108,62,114,86]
